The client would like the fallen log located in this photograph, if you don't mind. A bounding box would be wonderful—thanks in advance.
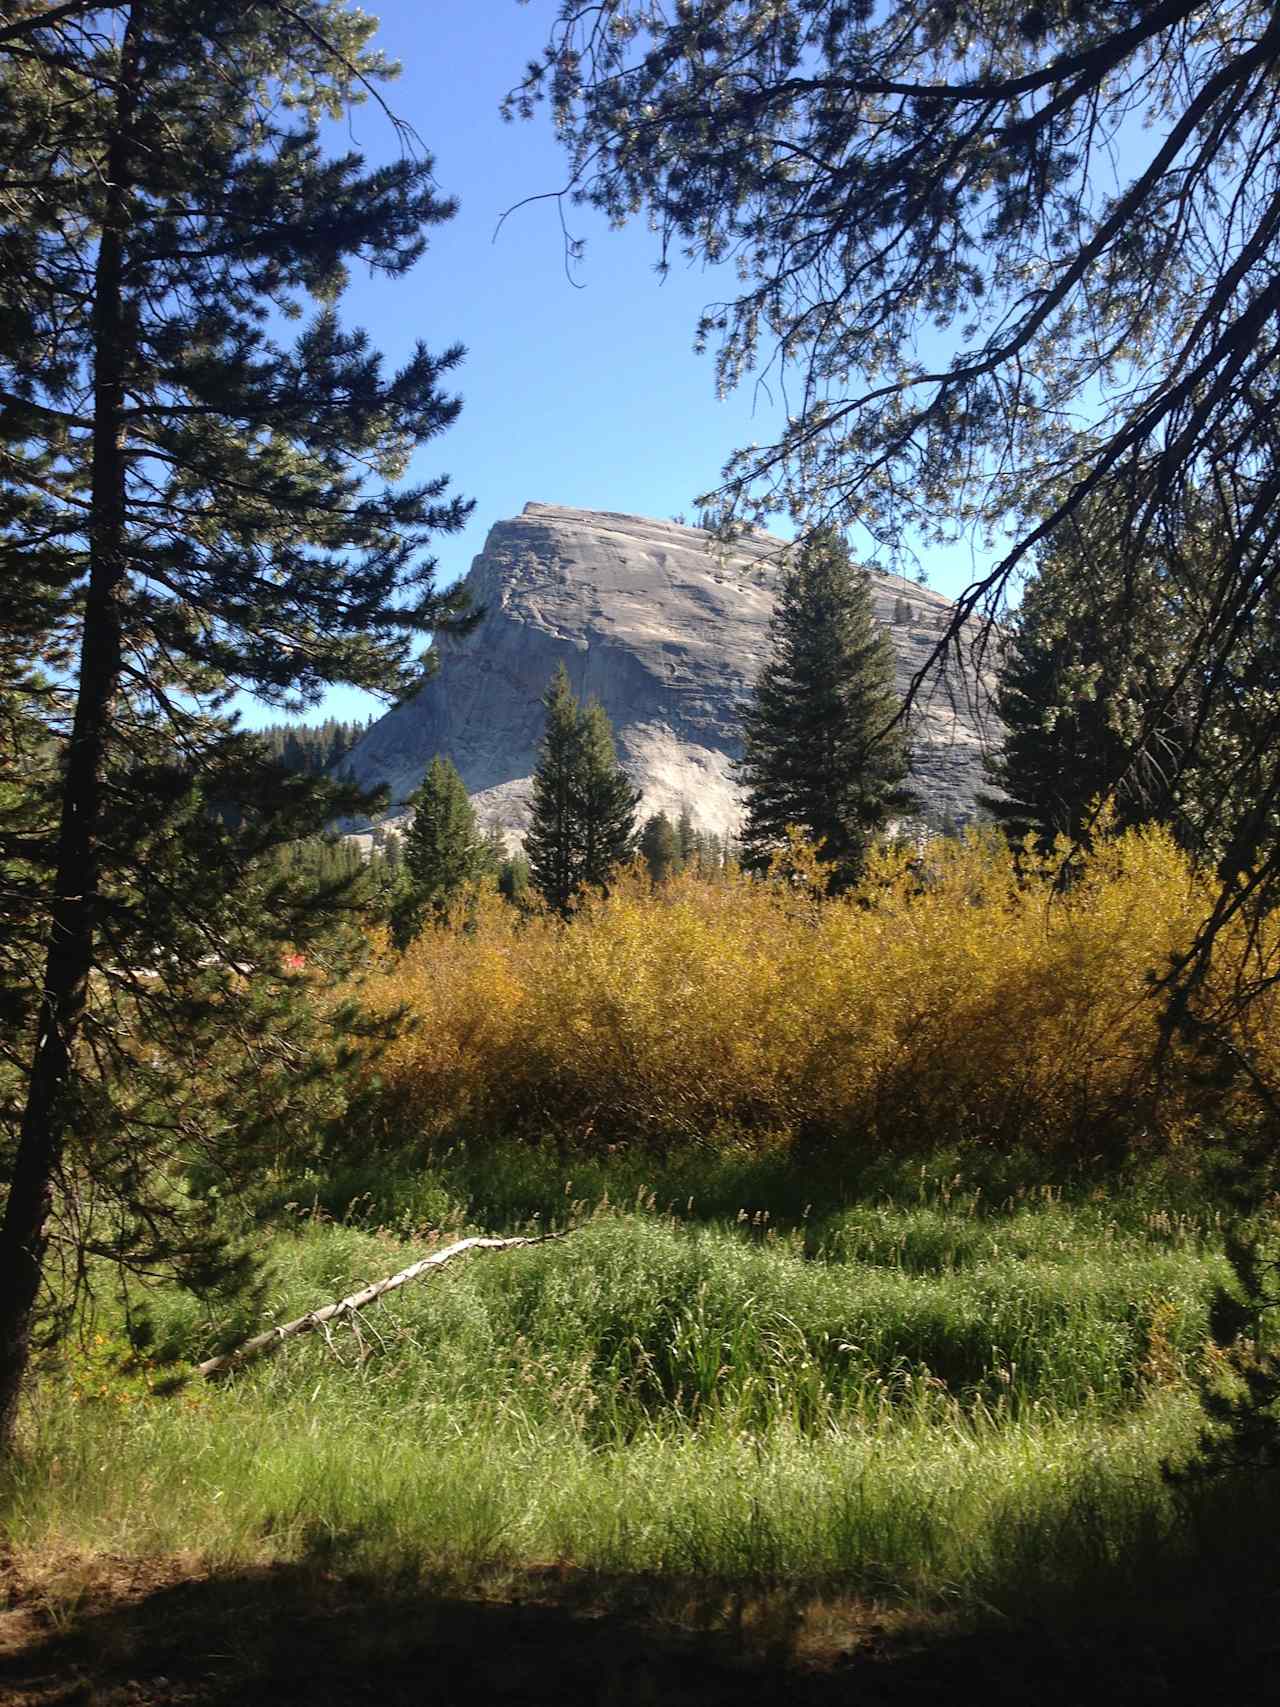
[196,1232,569,1379]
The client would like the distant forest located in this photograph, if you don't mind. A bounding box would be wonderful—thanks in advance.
[255,718,373,778]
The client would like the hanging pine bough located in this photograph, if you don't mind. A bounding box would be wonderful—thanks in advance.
[196,1233,572,1379]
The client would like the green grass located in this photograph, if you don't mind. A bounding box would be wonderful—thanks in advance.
[6,1146,1272,1629]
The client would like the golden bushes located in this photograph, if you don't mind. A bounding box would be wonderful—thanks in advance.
[357,824,1279,1153]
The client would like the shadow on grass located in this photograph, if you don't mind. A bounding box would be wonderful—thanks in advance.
[274,1133,1211,1249]
[3,1548,1280,1707]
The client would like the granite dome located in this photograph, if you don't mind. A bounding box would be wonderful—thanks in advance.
[340,503,1002,839]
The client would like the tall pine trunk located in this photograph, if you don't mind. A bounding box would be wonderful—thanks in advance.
[0,7,142,1452]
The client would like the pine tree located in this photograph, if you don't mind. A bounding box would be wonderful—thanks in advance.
[497,850,531,906]
[639,812,680,884]
[577,700,641,893]
[525,665,638,914]
[525,666,584,916]
[676,805,696,867]
[0,2,472,1450]
[391,756,486,945]
[480,822,508,881]
[980,551,1174,853]
[983,492,1276,862]
[737,528,913,890]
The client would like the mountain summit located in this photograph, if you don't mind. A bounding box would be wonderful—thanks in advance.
[340,503,1001,837]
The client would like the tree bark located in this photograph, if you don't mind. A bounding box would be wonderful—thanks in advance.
[0,5,144,1454]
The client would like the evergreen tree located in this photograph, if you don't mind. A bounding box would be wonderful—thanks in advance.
[676,804,697,867]
[525,666,584,916]
[480,822,508,881]
[497,850,531,906]
[983,491,1277,861]
[576,699,641,893]
[737,528,913,890]
[0,2,472,1449]
[0,678,60,1100]
[391,756,486,945]
[639,812,680,883]
[983,525,1189,853]
[525,665,638,914]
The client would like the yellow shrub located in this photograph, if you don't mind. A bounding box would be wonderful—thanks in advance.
[355,828,1280,1155]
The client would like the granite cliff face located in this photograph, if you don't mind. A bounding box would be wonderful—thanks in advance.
[341,503,1002,838]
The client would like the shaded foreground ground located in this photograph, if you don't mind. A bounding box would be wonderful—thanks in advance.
[3,1552,1279,1706]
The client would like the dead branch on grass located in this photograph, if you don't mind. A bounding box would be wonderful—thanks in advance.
[196,1232,571,1379]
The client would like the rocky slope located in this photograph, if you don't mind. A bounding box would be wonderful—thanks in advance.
[341,503,1002,838]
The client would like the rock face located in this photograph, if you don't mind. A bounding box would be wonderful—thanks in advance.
[341,503,1002,838]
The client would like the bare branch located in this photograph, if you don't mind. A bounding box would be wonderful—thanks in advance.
[197,1232,573,1378]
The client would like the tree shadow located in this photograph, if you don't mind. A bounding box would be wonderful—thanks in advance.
[1,1551,1277,1706]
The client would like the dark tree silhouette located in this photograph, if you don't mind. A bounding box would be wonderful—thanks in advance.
[0,0,472,1449]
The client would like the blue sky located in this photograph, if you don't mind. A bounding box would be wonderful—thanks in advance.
[253,0,994,727]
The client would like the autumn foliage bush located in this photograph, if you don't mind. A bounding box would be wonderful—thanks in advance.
[357,824,1279,1155]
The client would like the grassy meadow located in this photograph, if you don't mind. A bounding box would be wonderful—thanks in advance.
[2,1155,1254,1615]
[5,825,1280,1666]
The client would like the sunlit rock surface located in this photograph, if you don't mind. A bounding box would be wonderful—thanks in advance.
[340,503,1002,838]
